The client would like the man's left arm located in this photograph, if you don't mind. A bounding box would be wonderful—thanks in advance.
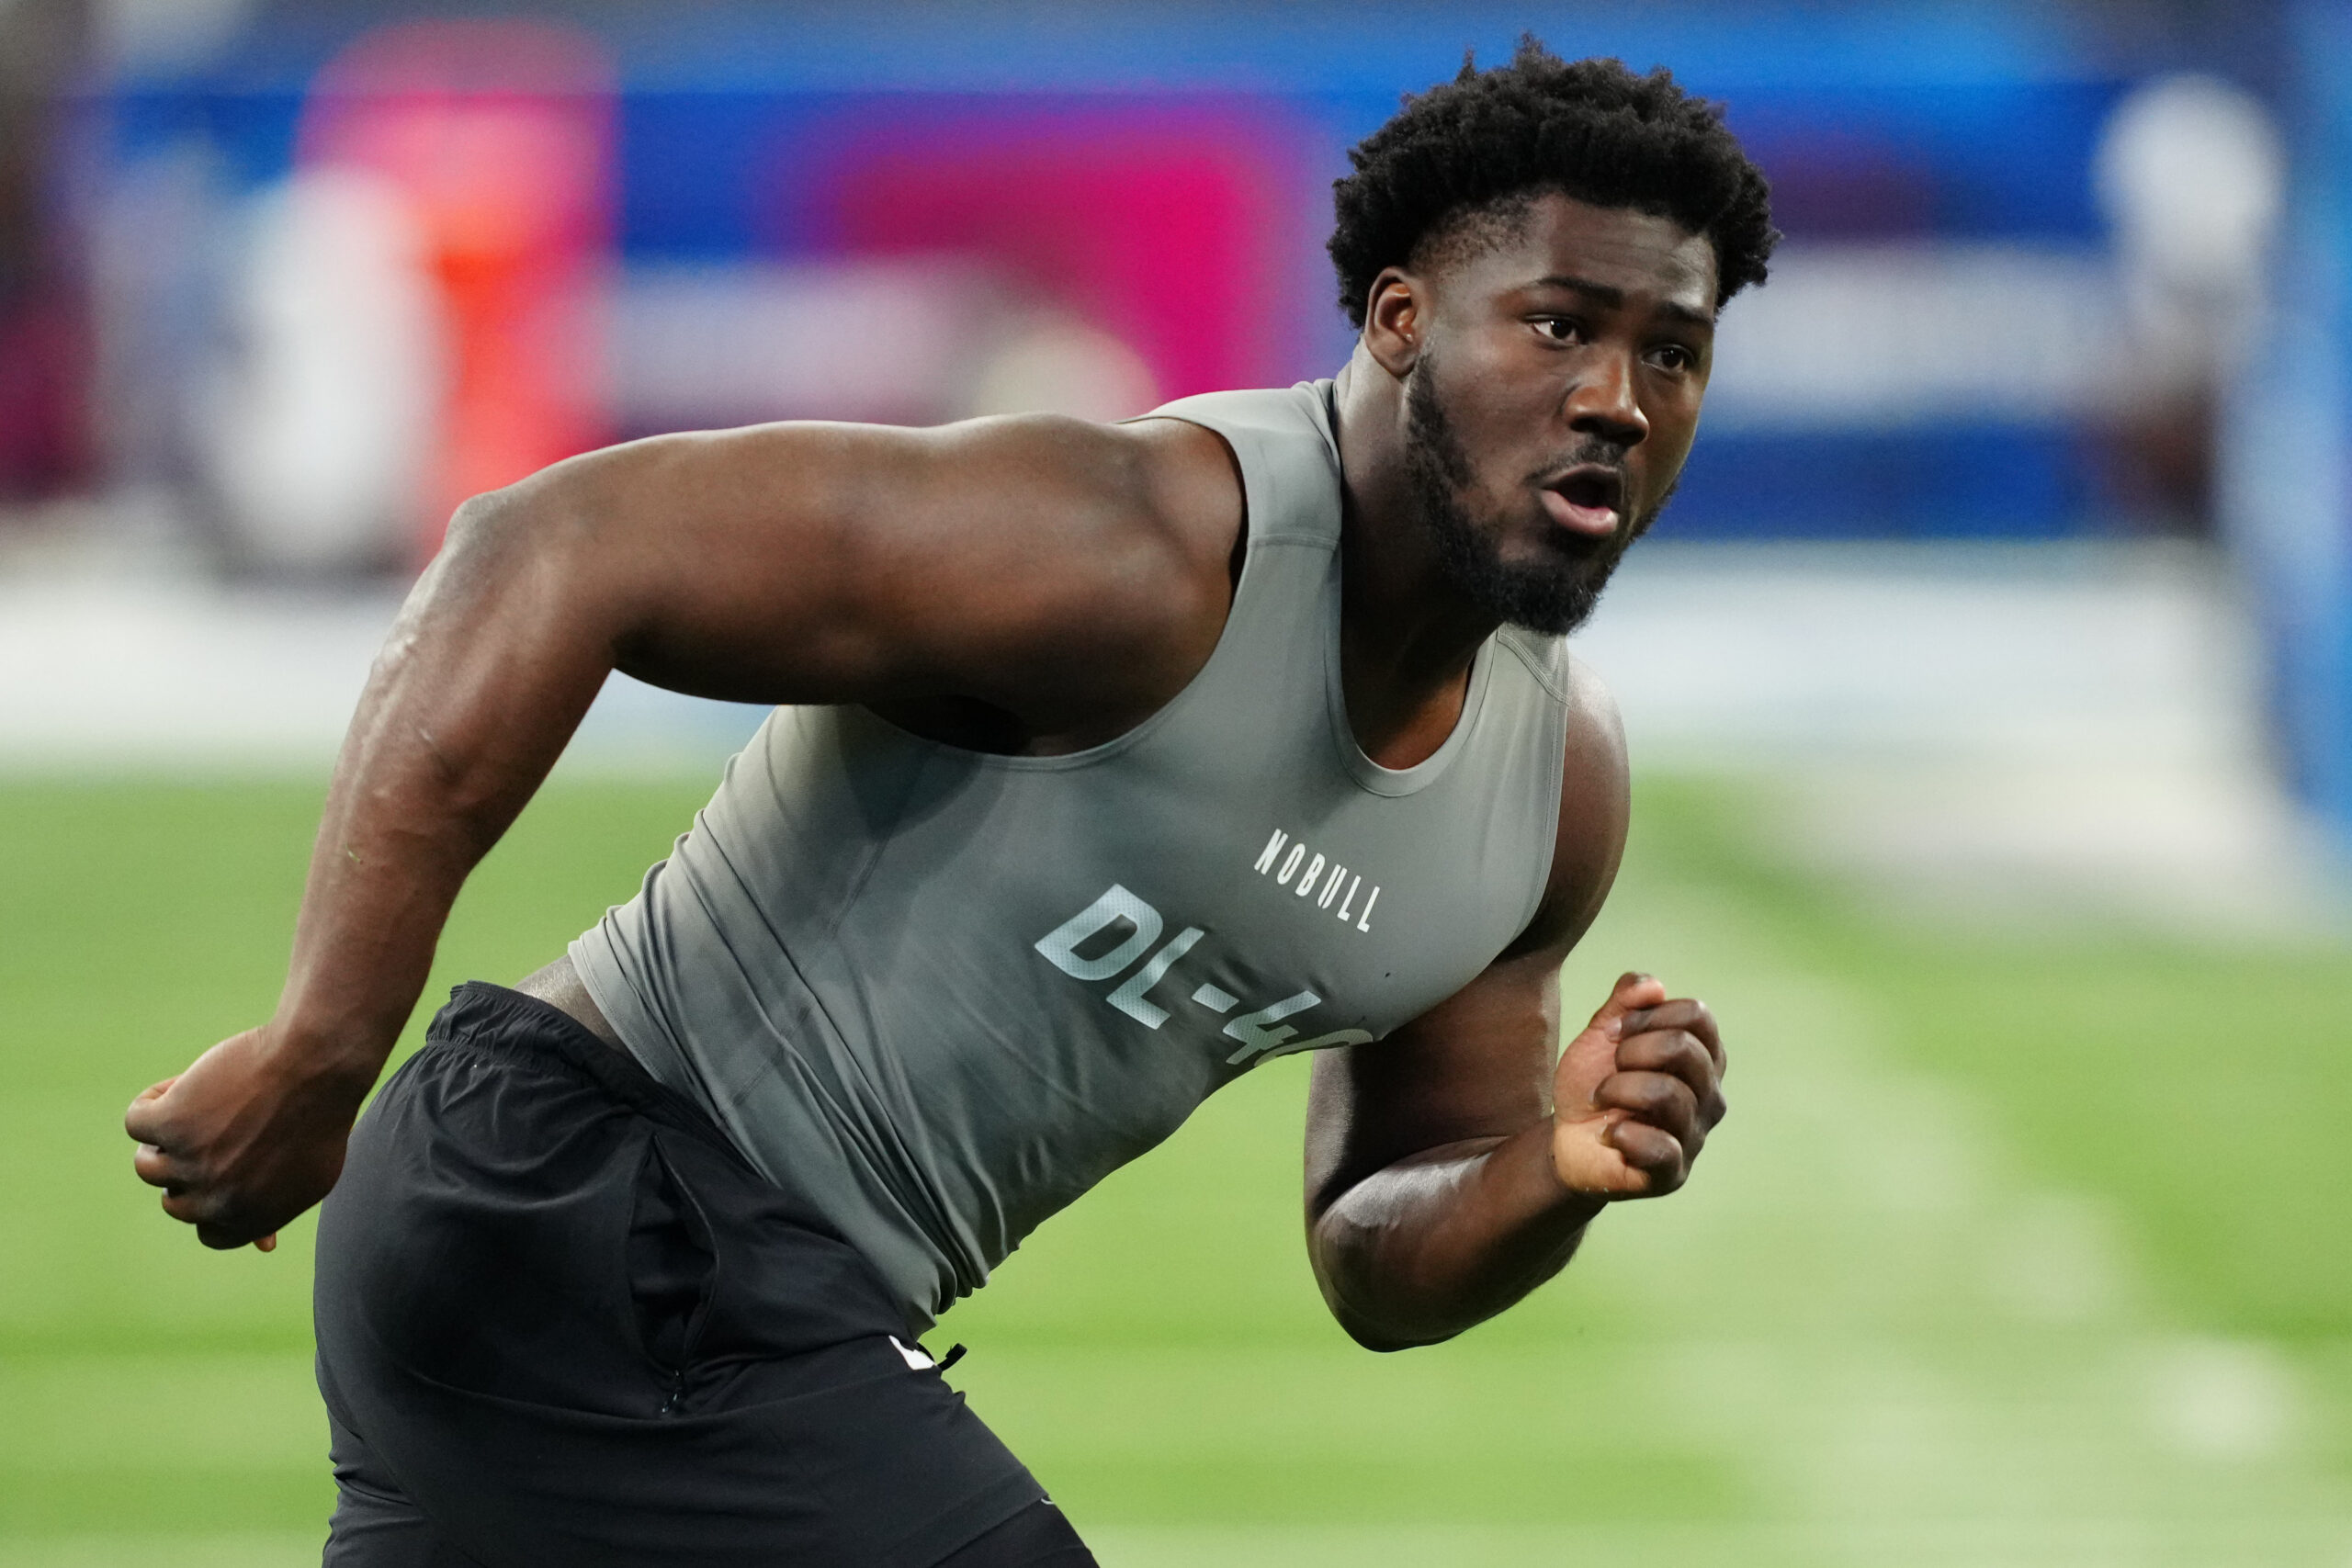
[1302,672,1727,1350]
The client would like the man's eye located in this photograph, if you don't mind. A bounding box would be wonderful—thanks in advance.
[1535,318,1580,343]
[1649,344,1694,370]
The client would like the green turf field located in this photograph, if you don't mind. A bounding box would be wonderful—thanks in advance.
[4,776,2348,1564]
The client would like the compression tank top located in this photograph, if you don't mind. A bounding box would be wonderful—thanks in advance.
[571,381,1576,1329]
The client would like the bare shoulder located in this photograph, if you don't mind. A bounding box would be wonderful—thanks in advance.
[1506,648,1631,959]
[1009,412,1244,627]
[1558,649,1628,777]
[865,413,1244,726]
[560,410,1238,600]
[494,410,1245,727]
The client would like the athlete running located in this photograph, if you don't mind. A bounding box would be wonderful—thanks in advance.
[127,42,1772,1566]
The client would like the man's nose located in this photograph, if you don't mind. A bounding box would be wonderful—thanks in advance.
[1566,349,1648,447]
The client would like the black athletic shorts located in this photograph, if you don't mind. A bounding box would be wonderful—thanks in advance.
[313,981,1094,1567]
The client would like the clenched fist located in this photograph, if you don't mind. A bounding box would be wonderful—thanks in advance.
[125,1026,367,1250]
[1551,972,1725,1198]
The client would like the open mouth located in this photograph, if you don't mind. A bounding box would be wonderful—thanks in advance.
[1538,465,1625,536]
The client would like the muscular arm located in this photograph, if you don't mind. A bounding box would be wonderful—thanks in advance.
[127,415,1242,1248]
[1303,665,1726,1348]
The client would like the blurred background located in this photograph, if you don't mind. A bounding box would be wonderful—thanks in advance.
[5,1,2352,1563]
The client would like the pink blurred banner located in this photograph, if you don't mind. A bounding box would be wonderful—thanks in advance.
[298,19,614,564]
[807,102,1317,402]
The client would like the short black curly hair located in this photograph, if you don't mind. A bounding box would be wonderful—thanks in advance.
[1329,39,1777,326]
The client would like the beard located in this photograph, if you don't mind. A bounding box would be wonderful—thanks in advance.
[1401,363,1669,637]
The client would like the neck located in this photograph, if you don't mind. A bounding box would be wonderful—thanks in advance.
[1329,348,1502,770]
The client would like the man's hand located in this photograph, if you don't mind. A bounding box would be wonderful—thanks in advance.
[1552,972,1725,1198]
[125,1027,367,1250]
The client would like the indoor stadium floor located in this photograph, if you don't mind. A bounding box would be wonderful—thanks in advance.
[5,774,2349,1566]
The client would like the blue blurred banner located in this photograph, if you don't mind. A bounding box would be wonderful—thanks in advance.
[2224,0,2352,841]
[98,1,2170,545]
[71,0,2352,836]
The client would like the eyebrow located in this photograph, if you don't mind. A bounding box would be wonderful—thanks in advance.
[1532,273,1715,329]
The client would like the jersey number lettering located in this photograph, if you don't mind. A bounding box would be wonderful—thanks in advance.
[1033,884,1373,1065]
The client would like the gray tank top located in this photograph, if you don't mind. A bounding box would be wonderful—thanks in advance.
[571,381,1575,1329]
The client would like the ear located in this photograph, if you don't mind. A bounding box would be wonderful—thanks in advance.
[1362,267,1425,378]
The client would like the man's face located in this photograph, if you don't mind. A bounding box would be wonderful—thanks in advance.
[1399,192,1716,635]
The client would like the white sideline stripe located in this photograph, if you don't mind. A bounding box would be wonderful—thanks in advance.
[0,580,765,773]
[0,542,2276,772]
[2,544,2335,928]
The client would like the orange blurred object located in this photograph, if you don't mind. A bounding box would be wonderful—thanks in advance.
[298,20,614,566]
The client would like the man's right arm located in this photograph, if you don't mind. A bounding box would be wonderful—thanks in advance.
[125,414,1241,1249]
